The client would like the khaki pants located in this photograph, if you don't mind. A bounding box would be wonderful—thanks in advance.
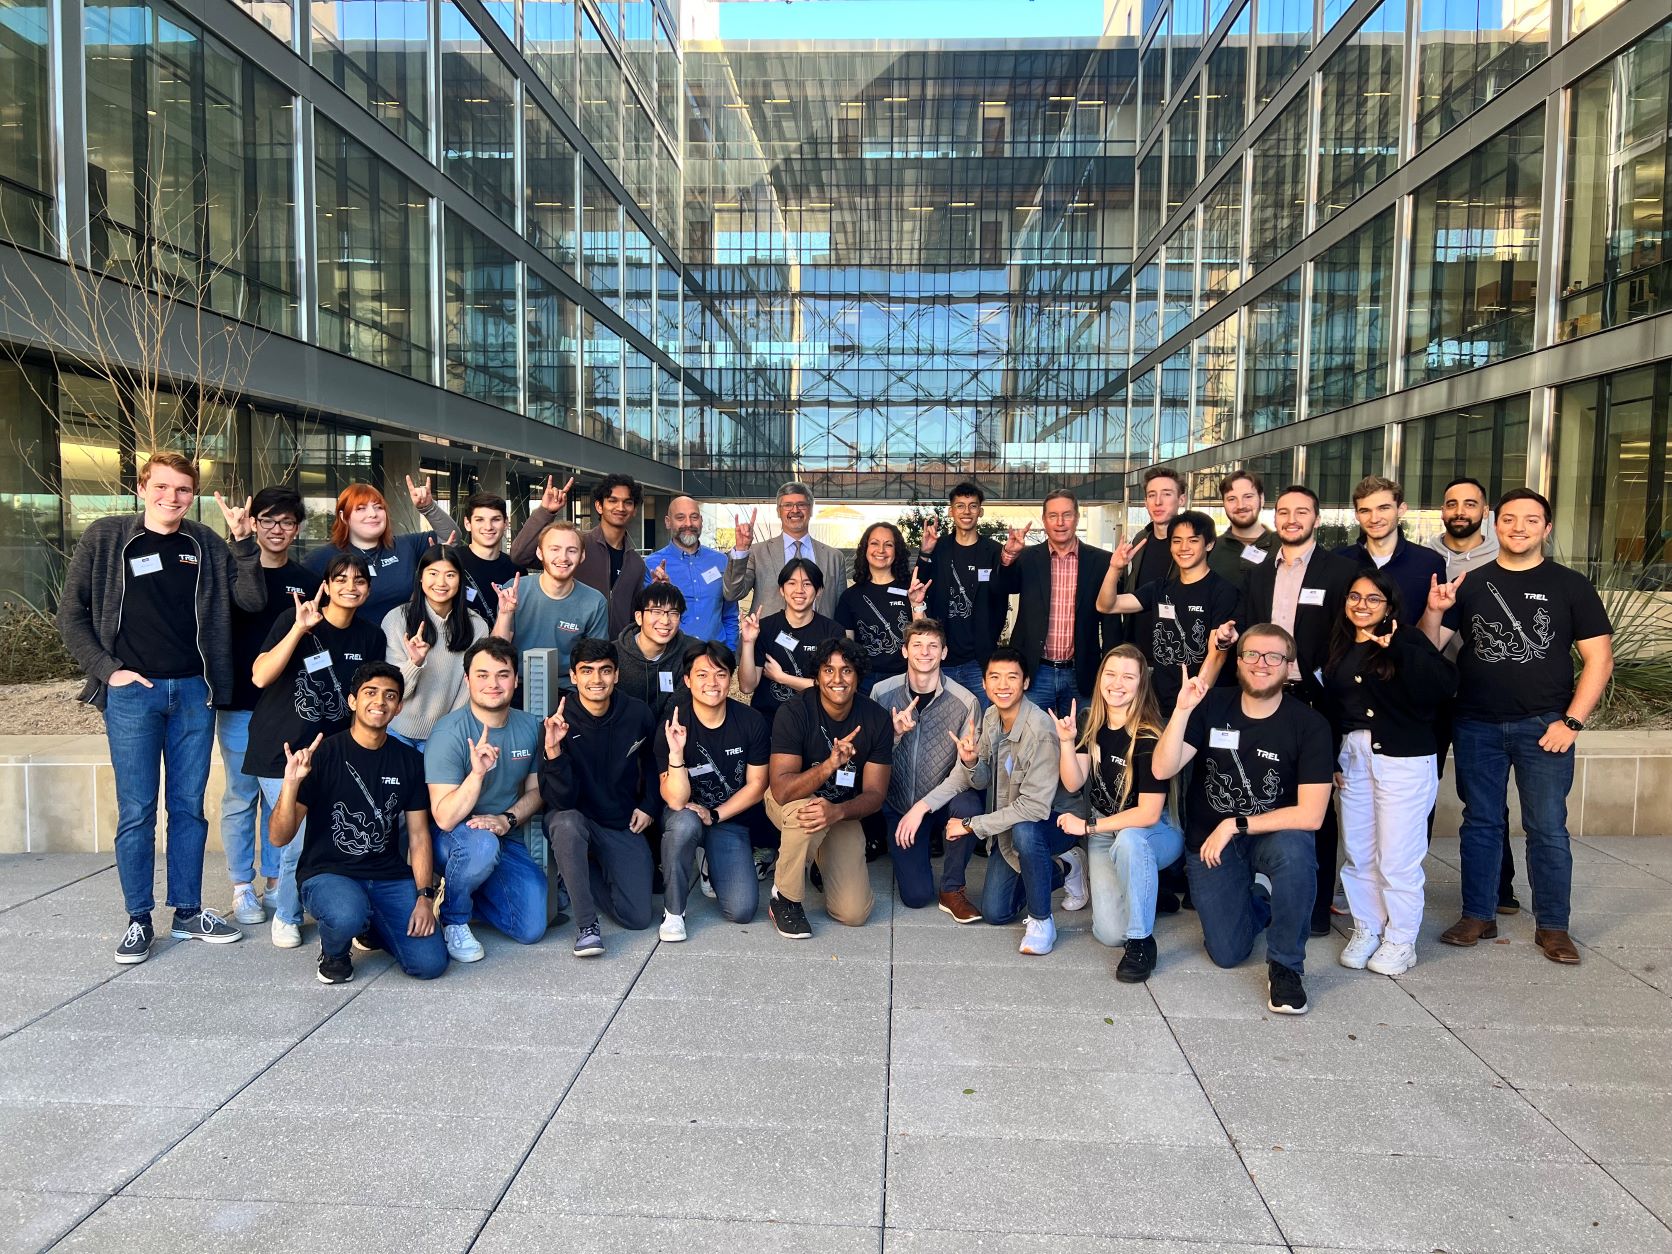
[767,792,875,926]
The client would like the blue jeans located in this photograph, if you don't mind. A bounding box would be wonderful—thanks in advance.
[259,777,306,926]
[431,823,548,942]
[1088,815,1185,945]
[216,709,277,885]
[543,811,655,931]
[884,790,984,908]
[299,873,447,979]
[104,677,215,918]
[979,817,1075,924]
[661,808,758,921]
[1025,663,1081,718]
[942,660,991,712]
[1454,714,1575,929]
[1185,828,1317,974]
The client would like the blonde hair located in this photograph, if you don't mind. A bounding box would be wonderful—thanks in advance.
[538,519,582,547]
[1077,645,1163,811]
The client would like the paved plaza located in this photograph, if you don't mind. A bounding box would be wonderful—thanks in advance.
[1,835,1670,1253]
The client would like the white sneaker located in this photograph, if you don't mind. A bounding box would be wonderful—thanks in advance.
[1059,847,1088,912]
[1019,915,1057,956]
[1339,927,1381,970]
[231,884,264,925]
[444,923,484,963]
[695,849,716,900]
[659,911,687,942]
[1367,940,1417,976]
[270,915,302,948]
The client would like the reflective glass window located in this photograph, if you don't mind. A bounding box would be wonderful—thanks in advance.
[443,212,519,409]
[526,268,578,428]
[526,102,578,271]
[1309,207,1394,415]
[1573,0,1625,35]
[1555,364,1672,574]
[1203,5,1248,164]
[1199,161,1243,311]
[1245,269,1300,432]
[525,0,576,122]
[1138,149,1163,247]
[581,311,622,445]
[1165,78,1200,215]
[1247,87,1307,272]
[1400,397,1529,516]
[1162,219,1196,338]
[1139,12,1168,137]
[1255,0,1311,109]
[1195,313,1238,448]
[0,0,50,248]
[582,10,621,170]
[1310,426,1385,544]
[1317,0,1402,226]
[311,0,428,152]
[441,2,517,225]
[582,163,622,312]
[1416,0,1548,150]
[1158,346,1191,459]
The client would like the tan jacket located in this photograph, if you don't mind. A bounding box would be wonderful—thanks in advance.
[956,699,1086,870]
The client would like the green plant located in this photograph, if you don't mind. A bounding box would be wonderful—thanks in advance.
[896,503,1009,550]
[1588,563,1672,730]
[0,600,81,684]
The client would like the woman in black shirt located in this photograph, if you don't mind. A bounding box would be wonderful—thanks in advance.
[1054,644,1183,983]
[1323,570,1457,977]
[836,522,926,697]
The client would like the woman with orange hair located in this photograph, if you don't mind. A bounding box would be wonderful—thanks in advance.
[303,475,459,622]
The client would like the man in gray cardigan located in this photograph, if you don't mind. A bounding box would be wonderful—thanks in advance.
[722,482,848,619]
[58,452,268,964]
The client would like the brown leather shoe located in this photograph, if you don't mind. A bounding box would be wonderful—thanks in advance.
[1535,929,1582,965]
[938,889,982,924]
[1439,916,1499,946]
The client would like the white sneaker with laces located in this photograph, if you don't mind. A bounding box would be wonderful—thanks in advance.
[231,884,265,925]
[444,923,484,962]
[1019,915,1057,955]
[1366,940,1417,975]
[270,915,302,948]
[1339,927,1381,969]
[1059,847,1088,912]
[659,911,687,942]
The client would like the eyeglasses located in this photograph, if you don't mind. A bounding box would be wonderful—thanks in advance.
[1238,649,1291,668]
[643,607,682,621]
[255,516,299,532]
[1345,592,1387,607]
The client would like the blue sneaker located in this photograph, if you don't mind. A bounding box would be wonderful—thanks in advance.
[574,924,605,958]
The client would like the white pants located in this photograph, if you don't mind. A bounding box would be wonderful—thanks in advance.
[1336,731,1437,946]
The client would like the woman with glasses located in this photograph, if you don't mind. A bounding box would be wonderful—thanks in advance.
[1323,570,1457,975]
[382,545,483,752]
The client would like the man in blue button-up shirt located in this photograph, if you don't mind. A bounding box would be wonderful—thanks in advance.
[644,495,738,649]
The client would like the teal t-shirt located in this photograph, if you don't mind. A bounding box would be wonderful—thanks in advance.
[511,577,609,679]
[424,706,543,817]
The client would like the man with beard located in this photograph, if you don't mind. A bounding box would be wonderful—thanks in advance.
[1244,484,1358,936]
[1335,476,1446,626]
[1206,470,1278,599]
[643,495,737,648]
[1153,625,1335,1014]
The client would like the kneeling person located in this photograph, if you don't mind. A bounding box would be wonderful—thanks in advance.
[1153,625,1334,1014]
[270,663,446,984]
[657,642,771,939]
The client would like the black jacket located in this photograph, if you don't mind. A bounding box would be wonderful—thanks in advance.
[1001,540,1114,697]
[1323,626,1458,757]
[538,691,659,827]
[1244,544,1359,706]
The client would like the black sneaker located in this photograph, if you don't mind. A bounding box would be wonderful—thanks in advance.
[350,931,383,954]
[317,950,354,984]
[573,924,605,958]
[114,917,154,965]
[809,862,825,893]
[170,909,243,945]
[1115,935,1157,984]
[769,892,813,940]
[1267,961,1309,1015]
[1155,893,1181,915]
[1497,892,1522,916]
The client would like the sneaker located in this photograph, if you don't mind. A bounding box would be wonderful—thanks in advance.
[937,888,982,924]
[171,909,242,945]
[769,891,813,940]
[444,923,485,963]
[1267,960,1309,1015]
[316,950,353,984]
[808,862,825,894]
[574,923,605,958]
[1116,934,1157,983]
[1059,847,1089,912]
[350,931,383,954]
[1497,892,1522,916]
[271,916,302,949]
[1019,915,1057,956]
[231,884,265,926]
[1339,927,1381,970]
[753,847,777,881]
[114,917,153,965]
[1366,940,1417,976]
[659,911,687,943]
[696,849,716,900]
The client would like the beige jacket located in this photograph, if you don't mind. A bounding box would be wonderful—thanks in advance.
[956,699,1086,870]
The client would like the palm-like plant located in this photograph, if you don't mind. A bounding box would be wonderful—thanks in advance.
[1589,562,1672,729]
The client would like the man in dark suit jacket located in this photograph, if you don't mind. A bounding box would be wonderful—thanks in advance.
[998,489,1113,716]
[1245,483,1358,935]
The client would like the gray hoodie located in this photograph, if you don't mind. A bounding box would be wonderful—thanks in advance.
[1428,511,1500,580]
[613,624,693,716]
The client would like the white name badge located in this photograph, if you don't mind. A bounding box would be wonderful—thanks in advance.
[1003,754,1015,775]
[1298,586,1327,606]
[775,631,800,651]
[701,566,721,584]
[835,768,856,788]
[888,587,910,597]
[1242,546,1269,565]
[1208,727,1241,750]
[465,587,478,602]
[303,651,333,673]
[659,671,675,692]
[976,568,992,582]
[129,553,163,576]
[687,762,716,778]
[1158,602,1177,620]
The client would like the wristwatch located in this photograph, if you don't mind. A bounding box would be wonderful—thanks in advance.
[1562,715,1585,732]
[1235,815,1250,836]
[499,811,519,830]
[417,885,437,900]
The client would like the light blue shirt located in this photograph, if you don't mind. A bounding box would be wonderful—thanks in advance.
[642,541,738,649]
[510,577,609,681]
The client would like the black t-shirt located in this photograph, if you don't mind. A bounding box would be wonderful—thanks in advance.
[1133,570,1241,712]
[458,548,518,626]
[1083,718,1167,817]
[933,536,1004,665]
[606,540,626,589]
[836,582,914,680]
[654,697,770,811]
[1446,560,1612,722]
[226,562,313,711]
[243,610,386,778]
[115,529,202,679]
[769,688,894,805]
[1182,689,1334,849]
[295,732,427,885]
[751,610,842,716]
[1130,522,1175,590]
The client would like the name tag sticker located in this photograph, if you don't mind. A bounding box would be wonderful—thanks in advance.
[775,631,800,651]
[1209,727,1241,750]
[659,672,675,692]
[1298,587,1327,606]
[1242,546,1268,565]
[129,553,163,576]
[976,568,992,582]
[701,566,721,584]
[888,587,910,597]
[687,762,716,778]
[303,651,332,673]
[1158,603,1177,620]
[1004,754,1015,775]
[835,768,856,788]
[465,587,478,602]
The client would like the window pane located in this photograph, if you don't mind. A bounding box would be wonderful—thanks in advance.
[1199,160,1243,310]
[1248,87,1308,271]
[1399,396,1529,517]
[441,2,517,225]
[1255,0,1311,109]
[525,0,576,121]
[1554,365,1671,575]
[1416,0,1548,150]
[1245,269,1301,432]
[0,0,51,248]
[1310,206,1394,414]
[1317,0,1402,226]
[526,269,578,428]
[311,0,428,152]
[1203,5,1247,164]
[443,212,519,408]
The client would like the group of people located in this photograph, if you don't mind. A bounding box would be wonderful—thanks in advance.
[59,455,1613,1014]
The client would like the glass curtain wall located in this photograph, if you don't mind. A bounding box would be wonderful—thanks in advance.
[0,0,51,249]
[1316,0,1402,226]
[311,0,429,153]
[1556,364,1672,575]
